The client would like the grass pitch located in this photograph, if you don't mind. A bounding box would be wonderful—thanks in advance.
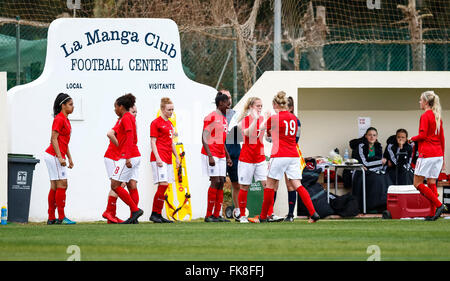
[1,218,450,261]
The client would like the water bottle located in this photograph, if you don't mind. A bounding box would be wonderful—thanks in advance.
[1,206,7,225]
[344,148,349,162]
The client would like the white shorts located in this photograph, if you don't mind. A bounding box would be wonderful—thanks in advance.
[111,157,140,183]
[238,160,267,185]
[267,157,302,181]
[151,161,174,184]
[44,152,68,181]
[104,157,116,179]
[201,154,227,177]
[414,156,443,179]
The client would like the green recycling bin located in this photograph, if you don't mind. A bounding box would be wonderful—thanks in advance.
[7,154,40,223]
[246,180,264,217]
[225,179,264,219]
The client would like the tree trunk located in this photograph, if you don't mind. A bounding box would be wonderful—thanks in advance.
[304,3,327,70]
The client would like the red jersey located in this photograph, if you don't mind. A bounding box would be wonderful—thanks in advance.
[150,116,175,164]
[201,111,228,158]
[267,111,299,158]
[45,112,71,159]
[104,119,120,160]
[116,112,140,159]
[411,109,445,158]
[239,115,265,163]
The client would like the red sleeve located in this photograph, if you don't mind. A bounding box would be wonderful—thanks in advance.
[266,115,280,137]
[411,113,429,142]
[122,114,133,132]
[203,114,214,133]
[52,117,64,134]
[122,115,134,159]
[150,119,159,138]
[440,121,445,155]
[266,116,272,131]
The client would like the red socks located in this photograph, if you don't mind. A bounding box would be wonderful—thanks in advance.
[152,185,168,214]
[55,188,66,220]
[416,183,442,208]
[129,188,139,206]
[213,189,224,217]
[296,185,316,216]
[260,188,275,220]
[206,187,217,217]
[206,187,224,218]
[115,186,139,212]
[238,189,248,217]
[48,189,56,220]
[429,183,438,197]
[106,195,118,215]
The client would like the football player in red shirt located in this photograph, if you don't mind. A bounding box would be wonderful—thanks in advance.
[236,97,269,223]
[109,93,143,224]
[410,90,447,220]
[44,93,75,225]
[257,91,319,223]
[149,97,180,223]
[263,96,304,223]
[202,92,233,222]
[102,105,138,224]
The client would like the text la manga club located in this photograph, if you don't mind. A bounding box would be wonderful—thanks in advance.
[61,28,176,72]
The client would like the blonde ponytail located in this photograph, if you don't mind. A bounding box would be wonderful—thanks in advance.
[421,90,442,134]
[272,91,288,110]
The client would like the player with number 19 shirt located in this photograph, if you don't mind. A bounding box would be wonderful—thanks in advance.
[267,111,300,158]
[257,91,319,223]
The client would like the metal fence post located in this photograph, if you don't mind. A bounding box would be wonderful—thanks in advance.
[273,0,281,71]
[232,30,238,105]
[15,16,21,86]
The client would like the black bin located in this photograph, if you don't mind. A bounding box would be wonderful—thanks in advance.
[7,154,40,223]
[443,185,450,213]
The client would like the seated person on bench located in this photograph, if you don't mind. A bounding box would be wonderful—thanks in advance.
[384,129,414,185]
[349,127,392,213]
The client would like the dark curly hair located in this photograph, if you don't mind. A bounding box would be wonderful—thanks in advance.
[215,91,229,108]
[115,93,136,111]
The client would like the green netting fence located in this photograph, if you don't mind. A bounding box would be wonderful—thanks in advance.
[0,21,449,102]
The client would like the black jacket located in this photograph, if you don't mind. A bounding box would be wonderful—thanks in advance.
[349,137,383,172]
[383,135,413,168]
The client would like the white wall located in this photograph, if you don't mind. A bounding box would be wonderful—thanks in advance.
[7,19,217,222]
[235,71,450,217]
[0,72,7,208]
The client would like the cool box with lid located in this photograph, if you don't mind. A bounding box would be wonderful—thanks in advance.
[387,185,435,219]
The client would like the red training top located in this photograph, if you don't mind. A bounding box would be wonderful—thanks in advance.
[104,119,120,161]
[410,109,445,158]
[45,112,71,159]
[266,111,299,158]
[201,111,228,158]
[116,112,140,159]
[239,115,265,163]
[150,116,175,164]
